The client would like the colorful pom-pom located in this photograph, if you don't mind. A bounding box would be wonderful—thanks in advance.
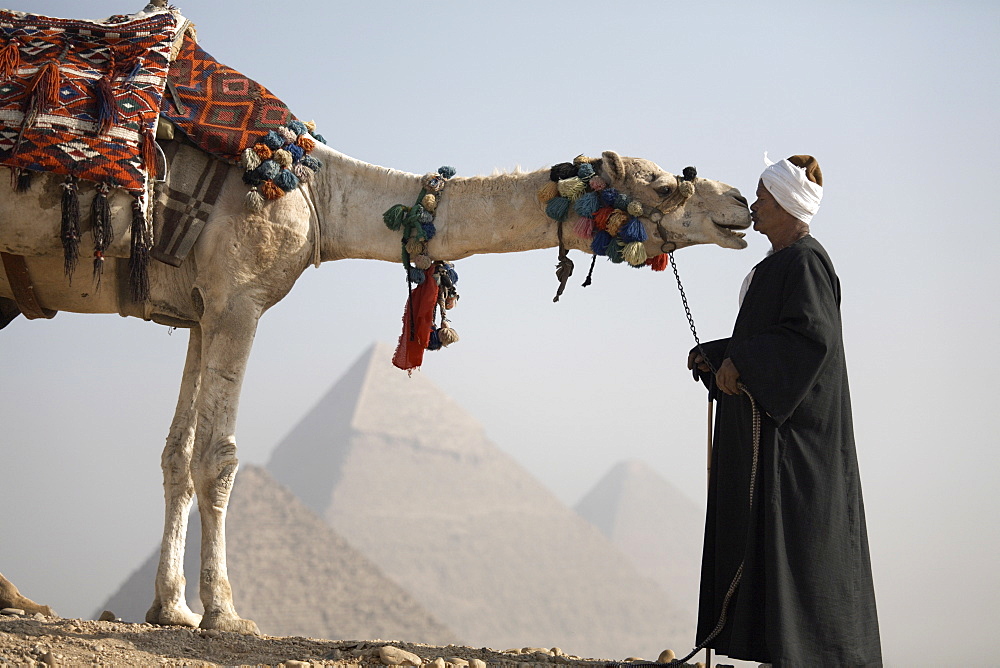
[256,160,281,180]
[600,187,619,205]
[588,176,607,191]
[420,209,434,224]
[618,217,648,243]
[537,181,559,205]
[576,163,595,180]
[287,143,305,161]
[422,222,436,240]
[253,143,273,160]
[261,180,284,200]
[427,326,442,351]
[607,210,628,237]
[272,149,293,169]
[438,165,457,179]
[422,193,438,212]
[406,237,427,255]
[557,176,587,200]
[304,120,317,133]
[408,266,426,284]
[383,204,408,231]
[627,200,644,217]
[591,230,612,256]
[274,168,299,192]
[550,162,577,181]
[614,192,631,210]
[313,133,327,144]
[414,254,433,270]
[593,206,614,231]
[606,239,625,263]
[242,169,263,186]
[287,119,308,135]
[622,241,648,266]
[648,253,669,271]
[300,155,322,171]
[261,130,284,150]
[276,126,297,143]
[242,147,262,170]
[573,191,602,217]
[545,196,571,222]
[572,216,595,239]
[293,163,314,182]
[245,187,264,212]
[296,134,316,152]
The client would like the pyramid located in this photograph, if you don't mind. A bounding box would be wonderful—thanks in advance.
[267,343,693,660]
[574,460,704,619]
[100,465,457,644]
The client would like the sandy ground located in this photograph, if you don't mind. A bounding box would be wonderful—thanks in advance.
[0,610,706,668]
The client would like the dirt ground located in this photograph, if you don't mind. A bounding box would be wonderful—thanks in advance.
[0,610,706,668]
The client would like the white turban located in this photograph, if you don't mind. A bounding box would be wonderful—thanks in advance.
[761,153,823,223]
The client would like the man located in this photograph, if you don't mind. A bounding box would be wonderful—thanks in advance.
[687,155,882,666]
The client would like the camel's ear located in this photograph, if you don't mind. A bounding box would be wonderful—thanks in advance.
[601,151,626,184]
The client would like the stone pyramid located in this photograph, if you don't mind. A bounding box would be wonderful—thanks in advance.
[267,342,693,660]
[100,465,457,644]
[574,460,704,619]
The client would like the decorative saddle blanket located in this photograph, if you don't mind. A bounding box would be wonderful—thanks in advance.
[0,8,180,193]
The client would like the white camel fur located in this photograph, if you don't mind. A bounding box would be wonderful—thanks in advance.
[0,142,750,633]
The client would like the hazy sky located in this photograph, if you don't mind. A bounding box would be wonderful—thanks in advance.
[2,2,998,666]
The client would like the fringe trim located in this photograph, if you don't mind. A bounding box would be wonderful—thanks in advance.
[12,168,31,193]
[60,175,80,279]
[128,197,150,302]
[91,181,113,286]
[140,123,158,180]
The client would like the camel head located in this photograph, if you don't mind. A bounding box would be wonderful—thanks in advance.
[585,151,751,255]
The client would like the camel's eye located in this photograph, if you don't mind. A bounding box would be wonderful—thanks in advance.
[654,185,672,197]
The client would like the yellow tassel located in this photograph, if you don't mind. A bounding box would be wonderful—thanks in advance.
[438,325,459,346]
[622,241,648,266]
[537,181,559,204]
[557,176,586,200]
[607,210,628,236]
[304,120,317,132]
[422,193,437,212]
[272,149,293,168]
[627,201,644,217]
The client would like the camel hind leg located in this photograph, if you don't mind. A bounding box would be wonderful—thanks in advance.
[0,571,56,617]
[147,325,203,628]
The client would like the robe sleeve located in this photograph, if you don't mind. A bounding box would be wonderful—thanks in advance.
[727,248,840,426]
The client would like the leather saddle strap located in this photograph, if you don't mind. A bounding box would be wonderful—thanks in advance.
[0,252,57,320]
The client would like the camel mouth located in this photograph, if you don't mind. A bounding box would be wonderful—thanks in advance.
[713,220,748,238]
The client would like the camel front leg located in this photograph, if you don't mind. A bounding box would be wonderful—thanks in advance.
[190,304,260,634]
[147,326,203,627]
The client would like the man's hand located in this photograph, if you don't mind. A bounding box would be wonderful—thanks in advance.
[688,350,710,380]
[716,357,741,395]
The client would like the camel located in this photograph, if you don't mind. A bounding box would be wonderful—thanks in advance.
[0,139,750,632]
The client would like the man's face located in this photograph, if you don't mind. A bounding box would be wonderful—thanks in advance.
[750,180,789,236]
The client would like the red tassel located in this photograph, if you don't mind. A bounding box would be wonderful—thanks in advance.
[0,40,21,80]
[141,124,158,180]
[392,268,440,372]
[24,61,60,115]
[94,75,119,136]
[648,253,669,272]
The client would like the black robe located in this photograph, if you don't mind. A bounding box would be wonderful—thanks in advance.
[694,236,881,666]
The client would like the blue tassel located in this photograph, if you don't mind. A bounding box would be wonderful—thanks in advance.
[287,143,305,161]
[408,266,426,284]
[574,191,602,217]
[261,130,284,150]
[618,217,648,243]
[422,222,436,240]
[545,196,571,222]
[614,192,631,210]
[301,155,322,171]
[256,160,281,180]
[427,326,442,351]
[274,168,300,191]
[446,264,459,284]
[607,239,625,263]
[313,133,327,144]
[438,165,456,178]
[591,230,612,256]
[287,120,308,135]
[577,163,595,180]
[600,187,619,206]
[242,169,263,186]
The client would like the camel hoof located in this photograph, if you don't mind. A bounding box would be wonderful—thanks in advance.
[145,602,202,628]
[200,611,260,635]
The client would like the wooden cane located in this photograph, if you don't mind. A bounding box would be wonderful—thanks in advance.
[705,393,714,668]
